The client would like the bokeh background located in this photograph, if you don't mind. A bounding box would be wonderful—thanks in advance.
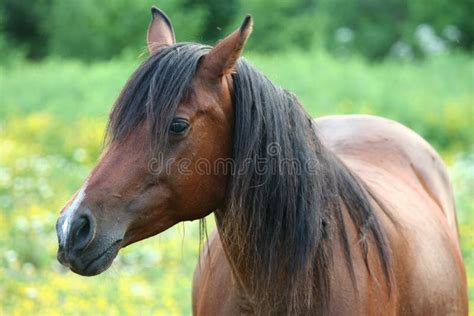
[0,0,472,314]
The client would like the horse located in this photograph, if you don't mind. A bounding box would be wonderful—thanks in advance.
[55,7,468,315]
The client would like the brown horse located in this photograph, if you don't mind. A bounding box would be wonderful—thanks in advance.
[55,7,468,315]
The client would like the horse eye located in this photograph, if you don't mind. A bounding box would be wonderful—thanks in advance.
[169,118,190,135]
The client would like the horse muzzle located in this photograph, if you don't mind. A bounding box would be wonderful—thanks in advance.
[56,207,122,276]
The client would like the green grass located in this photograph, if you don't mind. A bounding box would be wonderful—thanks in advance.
[0,51,473,314]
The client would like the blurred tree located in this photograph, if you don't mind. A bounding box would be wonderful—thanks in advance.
[45,0,205,60]
[185,0,239,44]
[0,0,206,61]
[1,0,51,59]
[320,0,409,59]
[406,0,473,51]
[0,0,472,60]
[235,0,320,52]
[320,0,473,59]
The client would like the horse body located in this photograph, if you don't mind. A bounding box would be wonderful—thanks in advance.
[55,7,467,315]
[193,115,467,315]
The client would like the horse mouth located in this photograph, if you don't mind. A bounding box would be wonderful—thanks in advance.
[67,239,123,276]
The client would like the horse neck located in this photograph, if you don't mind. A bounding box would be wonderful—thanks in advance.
[213,208,274,311]
[213,62,392,313]
[212,151,392,314]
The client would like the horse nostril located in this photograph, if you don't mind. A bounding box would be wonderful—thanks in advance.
[70,213,96,251]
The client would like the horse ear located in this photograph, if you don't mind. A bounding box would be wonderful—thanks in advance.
[147,6,176,55]
[199,15,253,82]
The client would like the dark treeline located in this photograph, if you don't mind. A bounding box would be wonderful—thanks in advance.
[1,0,472,61]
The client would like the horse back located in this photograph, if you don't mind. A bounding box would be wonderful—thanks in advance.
[315,114,459,237]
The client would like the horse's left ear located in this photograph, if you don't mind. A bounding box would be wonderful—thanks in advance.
[147,6,176,54]
[199,15,253,82]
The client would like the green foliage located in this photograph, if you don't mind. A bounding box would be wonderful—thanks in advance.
[233,0,321,52]
[1,0,51,59]
[319,0,473,59]
[1,0,472,60]
[320,0,407,59]
[0,52,473,314]
[451,154,474,305]
[1,0,207,61]
[186,0,239,44]
[406,0,473,49]
[45,0,206,60]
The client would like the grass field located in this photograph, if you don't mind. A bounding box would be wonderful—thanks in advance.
[1,51,473,314]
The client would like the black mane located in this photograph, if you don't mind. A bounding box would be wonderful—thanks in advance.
[107,43,392,315]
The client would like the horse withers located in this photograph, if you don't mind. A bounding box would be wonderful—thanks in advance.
[55,7,468,315]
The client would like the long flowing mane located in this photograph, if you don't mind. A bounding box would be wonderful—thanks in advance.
[107,43,392,315]
[222,59,392,314]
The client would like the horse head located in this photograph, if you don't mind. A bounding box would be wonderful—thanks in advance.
[56,7,252,276]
